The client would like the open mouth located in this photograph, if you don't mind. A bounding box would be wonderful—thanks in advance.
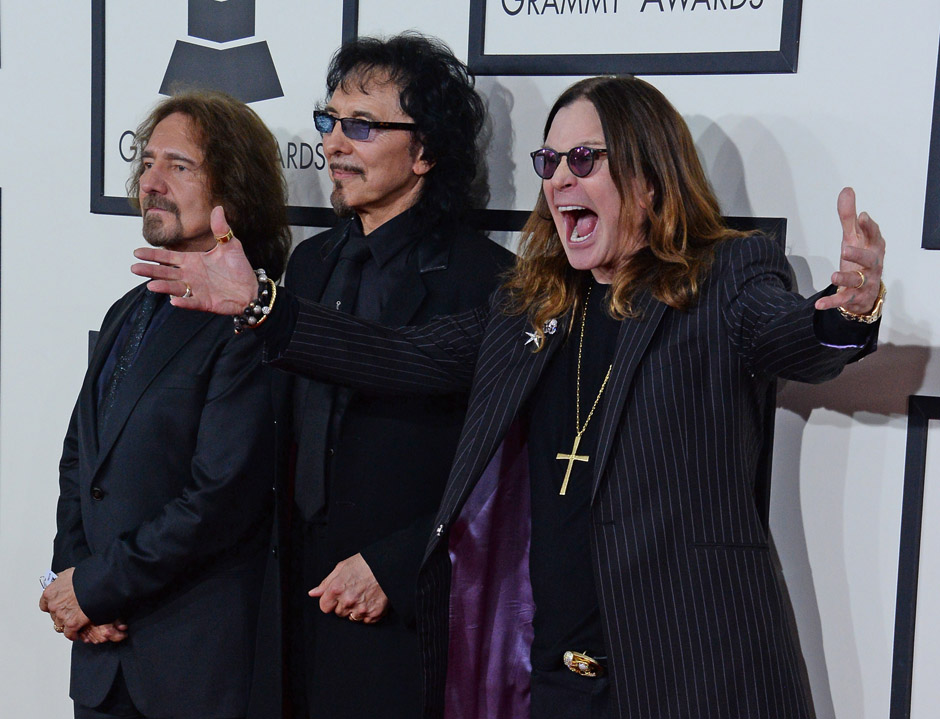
[558,205,598,243]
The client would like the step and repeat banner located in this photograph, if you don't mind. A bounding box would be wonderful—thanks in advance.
[92,0,355,227]
[91,0,807,232]
[468,0,801,74]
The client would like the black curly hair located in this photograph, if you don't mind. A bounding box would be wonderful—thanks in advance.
[325,32,488,235]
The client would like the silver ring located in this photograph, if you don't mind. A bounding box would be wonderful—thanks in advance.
[182,283,192,299]
[348,613,361,622]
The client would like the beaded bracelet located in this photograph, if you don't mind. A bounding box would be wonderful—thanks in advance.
[233,269,277,334]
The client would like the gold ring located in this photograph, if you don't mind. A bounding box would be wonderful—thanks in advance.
[348,613,361,622]
[182,283,192,299]
[852,270,866,289]
[216,229,234,244]
[53,624,64,633]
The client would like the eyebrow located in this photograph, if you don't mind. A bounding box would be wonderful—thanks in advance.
[141,148,199,165]
[542,139,606,149]
[322,104,382,122]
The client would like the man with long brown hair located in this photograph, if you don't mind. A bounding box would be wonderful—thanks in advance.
[133,76,886,719]
[41,90,289,719]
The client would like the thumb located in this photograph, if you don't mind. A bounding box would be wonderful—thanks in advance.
[837,187,861,242]
[210,205,230,239]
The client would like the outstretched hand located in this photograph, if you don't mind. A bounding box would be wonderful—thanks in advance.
[814,187,885,314]
[131,206,258,315]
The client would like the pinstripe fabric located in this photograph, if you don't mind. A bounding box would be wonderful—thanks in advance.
[272,235,877,719]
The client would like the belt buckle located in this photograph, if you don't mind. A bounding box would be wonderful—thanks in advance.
[563,650,604,678]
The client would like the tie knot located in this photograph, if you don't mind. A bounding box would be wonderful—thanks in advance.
[340,236,372,264]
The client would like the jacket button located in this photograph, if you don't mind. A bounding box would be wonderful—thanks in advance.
[90,487,105,500]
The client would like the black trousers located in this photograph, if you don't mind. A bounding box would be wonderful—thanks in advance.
[530,667,610,719]
[286,520,422,719]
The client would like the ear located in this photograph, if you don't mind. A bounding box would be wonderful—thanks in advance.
[412,149,434,177]
[634,176,655,211]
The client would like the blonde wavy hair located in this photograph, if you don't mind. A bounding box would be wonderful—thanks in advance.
[502,76,751,347]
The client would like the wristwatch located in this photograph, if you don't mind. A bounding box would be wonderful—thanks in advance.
[838,281,886,324]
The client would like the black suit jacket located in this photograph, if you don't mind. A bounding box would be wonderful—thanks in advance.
[271,235,877,719]
[53,283,275,718]
[258,219,512,718]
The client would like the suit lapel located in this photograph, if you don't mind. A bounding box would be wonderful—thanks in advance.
[590,289,668,503]
[92,305,214,476]
[78,289,141,460]
[314,224,349,294]
[291,225,348,414]
[378,230,450,326]
[434,311,564,530]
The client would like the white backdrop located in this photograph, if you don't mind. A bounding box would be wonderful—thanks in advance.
[2,2,940,718]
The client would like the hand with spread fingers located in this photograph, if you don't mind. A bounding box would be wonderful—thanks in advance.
[309,553,389,625]
[132,206,258,315]
[814,187,886,316]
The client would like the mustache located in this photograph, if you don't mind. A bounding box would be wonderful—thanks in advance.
[141,195,180,215]
[329,163,364,175]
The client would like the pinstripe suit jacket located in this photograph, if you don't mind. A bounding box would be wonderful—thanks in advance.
[270,234,877,719]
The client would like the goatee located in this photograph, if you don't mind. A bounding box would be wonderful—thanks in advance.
[330,183,354,219]
[141,196,182,247]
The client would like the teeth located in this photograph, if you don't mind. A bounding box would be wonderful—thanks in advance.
[558,205,586,212]
[570,227,584,243]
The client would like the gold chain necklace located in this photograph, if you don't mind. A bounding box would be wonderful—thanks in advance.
[555,284,613,496]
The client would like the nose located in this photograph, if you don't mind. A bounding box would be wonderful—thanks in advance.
[322,123,353,157]
[549,157,577,190]
[139,163,166,195]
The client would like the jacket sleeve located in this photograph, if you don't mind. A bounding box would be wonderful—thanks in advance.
[267,295,490,396]
[51,400,92,572]
[359,514,436,626]
[71,329,275,624]
[721,234,878,383]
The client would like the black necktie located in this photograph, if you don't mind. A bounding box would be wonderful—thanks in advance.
[321,235,372,315]
[99,290,160,424]
[293,236,372,521]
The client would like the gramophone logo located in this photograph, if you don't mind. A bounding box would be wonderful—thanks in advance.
[160,0,283,103]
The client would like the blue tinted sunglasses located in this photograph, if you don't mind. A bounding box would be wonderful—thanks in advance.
[313,110,416,142]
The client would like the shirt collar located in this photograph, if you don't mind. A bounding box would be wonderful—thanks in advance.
[351,207,419,269]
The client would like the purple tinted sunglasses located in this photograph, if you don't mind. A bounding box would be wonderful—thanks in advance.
[530,146,608,179]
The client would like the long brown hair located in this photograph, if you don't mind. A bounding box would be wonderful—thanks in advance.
[127,90,291,281]
[503,76,750,347]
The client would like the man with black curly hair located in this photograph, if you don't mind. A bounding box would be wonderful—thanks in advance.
[271,33,512,719]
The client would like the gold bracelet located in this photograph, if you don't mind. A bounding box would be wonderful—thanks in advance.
[837,281,886,324]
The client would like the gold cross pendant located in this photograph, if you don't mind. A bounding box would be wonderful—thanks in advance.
[556,432,589,495]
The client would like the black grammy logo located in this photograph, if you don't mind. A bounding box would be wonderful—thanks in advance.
[160,0,283,103]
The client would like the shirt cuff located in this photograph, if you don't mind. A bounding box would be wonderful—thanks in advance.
[812,285,879,349]
[258,288,299,362]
